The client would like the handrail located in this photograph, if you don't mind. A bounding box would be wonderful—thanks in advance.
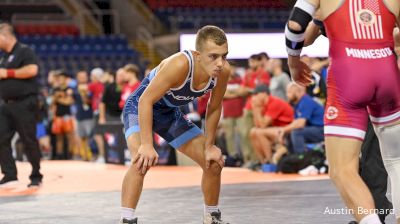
[11,13,75,24]
[128,0,165,35]
[0,0,53,4]
[87,9,120,34]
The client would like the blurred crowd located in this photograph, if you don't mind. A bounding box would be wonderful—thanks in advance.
[13,64,141,163]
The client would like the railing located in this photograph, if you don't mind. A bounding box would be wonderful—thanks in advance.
[128,0,165,35]
[136,26,154,55]
[56,0,102,35]
[0,0,53,4]
[11,13,75,25]
[85,9,120,34]
[79,0,120,34]
[168,16,287,32]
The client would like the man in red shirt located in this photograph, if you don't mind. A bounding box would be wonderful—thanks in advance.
[240,54,270,91]
[236,54,271,168]
[88,67,106,163]
[119,64,141,109]
[248,84,294,165]
[258,52,271,75]
[88,67,105,113]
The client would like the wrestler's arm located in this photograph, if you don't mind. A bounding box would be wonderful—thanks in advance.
[138,54,186,146]
[394,27,400,56]
[133,54,187,173]
[304,21,321,47]
[205,64,230,149]
[285,0,319,86]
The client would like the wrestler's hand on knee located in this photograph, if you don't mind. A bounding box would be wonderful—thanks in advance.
[205,145,225,169]
[288,56,313,86]
[133,144,159,174]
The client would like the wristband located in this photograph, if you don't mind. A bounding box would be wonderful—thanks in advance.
[7,69,15,78]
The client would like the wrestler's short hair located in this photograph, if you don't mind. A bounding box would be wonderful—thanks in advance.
[195,25,227,51]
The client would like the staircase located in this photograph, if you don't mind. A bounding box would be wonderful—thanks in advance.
[57,0,102,35]
[132,39,162,69]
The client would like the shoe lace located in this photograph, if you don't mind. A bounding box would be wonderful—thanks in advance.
[210,212,229,224]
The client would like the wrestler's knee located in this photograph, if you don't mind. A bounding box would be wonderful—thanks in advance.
[249,128,259,139]
[328,164,356,185]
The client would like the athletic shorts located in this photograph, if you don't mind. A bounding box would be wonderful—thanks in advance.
[324,41,400,140]
[52,115,74,135]
[122,85,203,149]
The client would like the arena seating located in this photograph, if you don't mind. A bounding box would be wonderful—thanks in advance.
[18,35,141,80]
[144,0,287,8]
[15,24,80,36]
[145,0,289,30]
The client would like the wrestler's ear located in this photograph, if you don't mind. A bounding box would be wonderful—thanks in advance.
[193,50,201,61]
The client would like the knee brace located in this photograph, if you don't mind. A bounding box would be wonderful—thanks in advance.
[374,124,400,219]
[285,0,317,56]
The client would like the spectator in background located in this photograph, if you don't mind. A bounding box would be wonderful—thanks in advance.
[88,67,105,113]
[119,64,141,110]
[66,71,77,90]
[74,70,93,161]
[100,68,124,124]
[36,88,51,157]
[258,52,271,75]
[47,70,61,94]
[241,54,270,89]
[144,66,153,79]
[46,70,62,159]
[89,67,106,163]
[236,54,271,168]
[278,83,324,154]
[51,71,75,159]
[221,64,245,161]
[248,84,294,165]
[301,55,327,105]
[0,23,43,187]
[102,70,115,85]
[269,59,290,101]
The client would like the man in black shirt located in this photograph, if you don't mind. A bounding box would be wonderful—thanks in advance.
[0,23,43,187]
[99,68,124,124]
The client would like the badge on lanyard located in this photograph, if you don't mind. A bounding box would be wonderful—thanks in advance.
[8,55,14,63]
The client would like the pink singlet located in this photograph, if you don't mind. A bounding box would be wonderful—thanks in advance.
[323,0,400,140]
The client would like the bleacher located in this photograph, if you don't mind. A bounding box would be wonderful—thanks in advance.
[18,35,141,81]
[155,8,289,30]
[15,24,79,36]
[0,2,63,21]
[145,0,290,30]
[1,0,144,82]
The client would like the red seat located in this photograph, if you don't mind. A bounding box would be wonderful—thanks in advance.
[36,25,48,35]
[48,25,59,35]
[15,24,29,35]
[14,23,80,36]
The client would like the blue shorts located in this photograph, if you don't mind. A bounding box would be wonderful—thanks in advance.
[122,85,203,149]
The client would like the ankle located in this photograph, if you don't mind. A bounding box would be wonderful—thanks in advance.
[204,204,220,214]
[121,207,135,220]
